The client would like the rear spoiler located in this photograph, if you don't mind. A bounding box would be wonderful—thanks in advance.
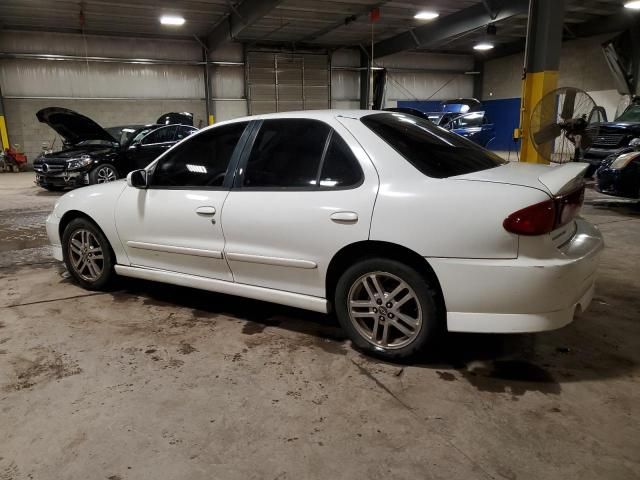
[538,163,587,197]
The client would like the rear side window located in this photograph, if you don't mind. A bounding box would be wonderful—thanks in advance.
[176,126,197,140]
[318,132,362,187]
[361,112,504,178]
[243,119,330,188]
[151,121,248,188]
[243,119,362,189]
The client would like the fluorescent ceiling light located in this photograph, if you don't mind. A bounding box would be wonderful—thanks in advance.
[160,15,185,26]
[624,1,640,9]
[414,11,439,20]
[473,43,494,51]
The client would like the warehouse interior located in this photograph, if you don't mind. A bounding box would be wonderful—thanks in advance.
[0,1,639,479]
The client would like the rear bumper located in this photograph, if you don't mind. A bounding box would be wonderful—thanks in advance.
[430,218,604,333]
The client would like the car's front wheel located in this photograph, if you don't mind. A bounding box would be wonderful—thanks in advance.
[62,218,115,290]
[334,258,439,360]
[89,164,118,184]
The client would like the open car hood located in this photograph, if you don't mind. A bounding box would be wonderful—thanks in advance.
[36,107,117,145]
[156,112,194,126]
[602,26,640,97]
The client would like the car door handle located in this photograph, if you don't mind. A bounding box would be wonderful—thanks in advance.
[330,211,358,224]
[195,206,216,216]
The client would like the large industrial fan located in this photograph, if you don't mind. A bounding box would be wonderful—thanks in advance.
[530,87,603,164]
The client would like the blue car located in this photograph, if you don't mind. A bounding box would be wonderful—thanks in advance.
[446,111,496,148]
[595,140,640,199]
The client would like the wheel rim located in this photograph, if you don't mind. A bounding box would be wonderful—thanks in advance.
[68,229,104,282]
[96,166,116,183]
[348,271,423,350]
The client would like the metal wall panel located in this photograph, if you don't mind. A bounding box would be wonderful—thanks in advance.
[0,30,201,61]
[0,60,204,99]
[247,51,329,115]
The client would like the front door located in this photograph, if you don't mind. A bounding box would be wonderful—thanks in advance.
[221,118,378,298]
[115,121,250,280]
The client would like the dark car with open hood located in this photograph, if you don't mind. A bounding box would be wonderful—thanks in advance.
[583,27,640,177]
[33,108,197,190]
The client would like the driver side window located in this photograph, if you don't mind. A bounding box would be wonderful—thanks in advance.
[151,121,248,188]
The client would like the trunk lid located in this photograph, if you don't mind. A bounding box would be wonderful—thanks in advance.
[36,107,117,145]
[452,162,587,197]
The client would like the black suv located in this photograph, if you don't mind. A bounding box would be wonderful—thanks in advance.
[33,108,197,190]
[583,27,640,176]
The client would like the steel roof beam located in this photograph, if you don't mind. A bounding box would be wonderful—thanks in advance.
[373,0,529,59]
[207,0,284,51]
[484,8,640,61]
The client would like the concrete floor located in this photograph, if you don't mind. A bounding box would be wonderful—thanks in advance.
[0,172,638,480]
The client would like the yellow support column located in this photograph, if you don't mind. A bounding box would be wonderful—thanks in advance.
[0,115,9,150]
[519,71,558,164]
[0,84,9,149]
[518,0,565,164]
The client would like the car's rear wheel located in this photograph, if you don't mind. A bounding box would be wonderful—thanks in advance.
[334,258,439,360]
[62,218,115,290]
[89,164,118,184]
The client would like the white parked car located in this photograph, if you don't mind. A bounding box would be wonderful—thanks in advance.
[46,110,604,359]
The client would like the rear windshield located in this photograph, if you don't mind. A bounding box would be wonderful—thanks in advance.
[361,112,505,178]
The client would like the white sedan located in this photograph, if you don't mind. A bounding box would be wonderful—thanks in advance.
[46,110,604,359]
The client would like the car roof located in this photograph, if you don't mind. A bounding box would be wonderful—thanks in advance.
[206,110,382,131]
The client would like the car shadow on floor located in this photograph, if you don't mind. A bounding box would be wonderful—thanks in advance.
[585,197,640,215]
[106,276,638,397]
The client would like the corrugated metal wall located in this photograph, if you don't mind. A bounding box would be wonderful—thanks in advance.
[0,29,475,163]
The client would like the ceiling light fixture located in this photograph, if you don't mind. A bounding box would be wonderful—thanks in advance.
[160,15,185,26]
[473,43,494,51]
[624,1,640,9]
[414,11,439,20]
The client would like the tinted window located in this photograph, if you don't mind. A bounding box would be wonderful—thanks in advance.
[176,126,197,140]
[318,133,362,187]
[243,119,330,188]
[142,126,176,145]
[361,112,504,178]
[151,122,248,188]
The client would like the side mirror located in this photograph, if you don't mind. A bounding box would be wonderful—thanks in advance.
[128,143,141,151]
[127,169,148,189]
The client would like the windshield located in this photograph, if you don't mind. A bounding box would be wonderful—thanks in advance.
[615,104,640,122]
[361,112,505,178]
[105,125,147,146]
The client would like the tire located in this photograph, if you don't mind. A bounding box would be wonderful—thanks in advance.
[43,185,64,191]
[89,164,118,184]
[62,218,115,290]
[334,258,440,360]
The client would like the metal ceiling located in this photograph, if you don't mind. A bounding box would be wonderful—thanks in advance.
[0,0,635,55]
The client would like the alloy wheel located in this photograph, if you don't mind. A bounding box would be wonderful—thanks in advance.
[348,271,423,350]
[68,229,104,282]
[96,166,117,183]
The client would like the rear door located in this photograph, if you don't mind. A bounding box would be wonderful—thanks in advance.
[221,117,378,298]
[115,121,250,280]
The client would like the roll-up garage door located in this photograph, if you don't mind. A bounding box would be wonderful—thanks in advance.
[247,51,330,115]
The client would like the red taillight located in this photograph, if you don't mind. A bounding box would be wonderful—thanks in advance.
[503,199,557,235]
[503,186,584,236]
